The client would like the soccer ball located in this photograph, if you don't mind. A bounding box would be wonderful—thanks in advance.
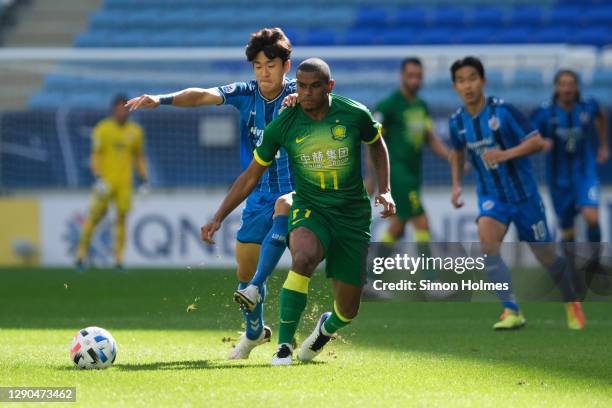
[70,326,117,369]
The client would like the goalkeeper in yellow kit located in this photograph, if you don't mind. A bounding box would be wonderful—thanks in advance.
[76,95,148,270]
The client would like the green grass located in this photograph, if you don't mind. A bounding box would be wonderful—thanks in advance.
[1,267,611,407]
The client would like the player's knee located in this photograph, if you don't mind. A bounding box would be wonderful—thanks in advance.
[291,252,318,275]
[274,194,293,215]
[582,210,599,227]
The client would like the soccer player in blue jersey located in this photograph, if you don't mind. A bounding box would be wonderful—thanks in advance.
[126,28,296,358]
[448,57,585,330]
[531,69,609,296]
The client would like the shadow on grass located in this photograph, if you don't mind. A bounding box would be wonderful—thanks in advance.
[112,359,326,371]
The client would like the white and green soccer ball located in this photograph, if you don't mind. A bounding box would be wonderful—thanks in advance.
[70,326,117,369]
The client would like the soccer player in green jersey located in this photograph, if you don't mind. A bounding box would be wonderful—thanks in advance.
[201,58,395,365]
[372,57,449,245]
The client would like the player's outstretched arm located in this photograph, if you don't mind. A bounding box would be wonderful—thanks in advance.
[449,149,465,209]
[125,88,223,111]
[201,160,267,244]
[368,137,395,218]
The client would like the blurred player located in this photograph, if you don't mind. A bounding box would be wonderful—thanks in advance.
[76,95,148,270]
[201,58,394,365]
[126,28,295,359]
[448,57,585,330]
[531,69,609,295]
[371,57,449,268]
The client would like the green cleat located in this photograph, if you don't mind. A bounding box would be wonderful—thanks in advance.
[493,308,526,330]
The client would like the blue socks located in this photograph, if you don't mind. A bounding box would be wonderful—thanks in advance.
[485,254,519,312]
[238,281,268,340]
[238,215,288,340]
[250,215,289,288]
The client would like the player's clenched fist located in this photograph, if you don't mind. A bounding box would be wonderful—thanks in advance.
[201,220,222,244]
[125,95,160,112]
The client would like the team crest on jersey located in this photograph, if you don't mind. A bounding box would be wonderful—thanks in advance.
[331,125,347,141]
[482,200,495,210]
[488,116,500,131]
[221,84,236,94]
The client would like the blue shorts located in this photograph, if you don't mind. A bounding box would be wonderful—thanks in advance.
[236,191,284,244]
[478,194,551,242]
[550,179,600,230]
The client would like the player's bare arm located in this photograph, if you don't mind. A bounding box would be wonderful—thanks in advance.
[449,149,465,208]
[125,87,224,111]
[368,136,395,218]
[201,160,268,244]
[426,129,451,160]
[595,108,609,163]
[482,133,546,166]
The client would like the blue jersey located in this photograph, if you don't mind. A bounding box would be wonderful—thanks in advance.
[530,98,601,188]
[449,96,540,203]
[217,78,296,194]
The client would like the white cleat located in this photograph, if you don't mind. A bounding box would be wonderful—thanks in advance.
[228,325,271,360]
[233,284,261,312]
[299,312,332,362]
[271,343,294,366]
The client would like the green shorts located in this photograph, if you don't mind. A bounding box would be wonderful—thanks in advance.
[390,170,424,221]
[288,196,371,286]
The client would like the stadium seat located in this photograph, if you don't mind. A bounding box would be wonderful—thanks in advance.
[531,27,571,44]
[469,6,506,26]
[509,6,543,26]
[496,26,533,44]
[431,7,466,26]
[394,7,427,26]
[548,5,586,26]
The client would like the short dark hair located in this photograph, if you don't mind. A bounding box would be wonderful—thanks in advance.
[112,94,128,107]
[401,57,422,71]
[245,27,292,63]
[450,56,485,82]
[297,58,331,83]
[553,69,581,102]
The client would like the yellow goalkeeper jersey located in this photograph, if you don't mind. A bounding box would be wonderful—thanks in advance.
[92,118,144,187]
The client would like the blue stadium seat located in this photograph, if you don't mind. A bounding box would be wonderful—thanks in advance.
[303,30,336,46]
[496,26,533,44]
[509,6,543,26]
[469,6,506,26]
[431,7,465,26]
[355,7,389,27]
[572,26,610,47]
[548,5,586,26]
[380,28,416,45]
[394,7,427,26]
[342,28,378,45]
[584,5,612,25]
[456,27,496,44]
[415,27,455,44]
[531,27,570,43]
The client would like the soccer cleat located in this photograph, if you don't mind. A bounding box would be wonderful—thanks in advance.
[493,308,526,330]
[115,263,124,271]
[228,325,271,360]
[565,301,585,330]
[233,284,261,312]
[271,343,293,366]
[299,312,333,362]
[75,259,85,272]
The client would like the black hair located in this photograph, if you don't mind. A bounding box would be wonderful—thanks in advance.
[553,69,580,102]
[401,57,422,71]
[297,58,331,83]
[112,94,128,107]
[450,56,485,82]
[245,27,292,63]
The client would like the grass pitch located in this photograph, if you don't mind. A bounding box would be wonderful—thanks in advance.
[1,267,611,407]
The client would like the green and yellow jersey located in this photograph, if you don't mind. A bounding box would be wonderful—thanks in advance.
[254,94,381,211]
[375,91,433,185]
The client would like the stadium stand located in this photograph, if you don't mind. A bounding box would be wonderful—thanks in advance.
[1,0,611,189]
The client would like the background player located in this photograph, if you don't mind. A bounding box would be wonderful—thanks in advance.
[76,95,148,270]
[531,69,609,295]
[201,58,395,365]
[372,57,449,247]
[448,57,585,330]
[126,28,295,359]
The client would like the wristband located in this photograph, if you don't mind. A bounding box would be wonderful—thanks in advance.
[159,94,174,105]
